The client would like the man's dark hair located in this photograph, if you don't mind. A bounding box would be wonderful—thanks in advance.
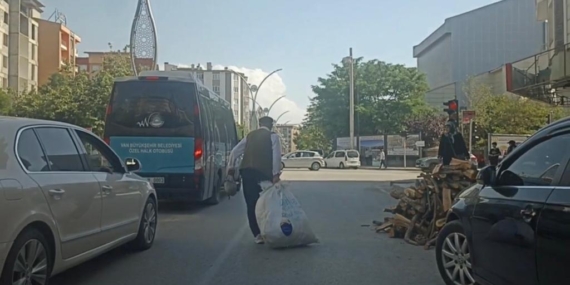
[259,116,274,129]
[492,142,497,145]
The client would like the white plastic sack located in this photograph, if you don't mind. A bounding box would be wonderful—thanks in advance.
[256,181,318,248]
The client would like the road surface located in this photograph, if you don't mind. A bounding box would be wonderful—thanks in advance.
[51,169,443,285]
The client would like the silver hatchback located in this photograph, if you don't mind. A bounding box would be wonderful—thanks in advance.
[0,116,158,285]
[281,150,325,171]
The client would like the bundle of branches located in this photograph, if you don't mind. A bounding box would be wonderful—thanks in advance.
[374,159,478,249]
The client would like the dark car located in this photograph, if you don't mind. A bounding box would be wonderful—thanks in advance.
[435,117,570,285]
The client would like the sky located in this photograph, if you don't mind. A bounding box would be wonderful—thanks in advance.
[42,0,500,123]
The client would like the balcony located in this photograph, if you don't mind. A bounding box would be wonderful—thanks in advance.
[507,43,570,104]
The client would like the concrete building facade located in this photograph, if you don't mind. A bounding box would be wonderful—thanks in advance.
[164,62,251,126]
[413,0,545,108]
[36,18,80,86]
[275,124,299,154]
[3,0,44,91]
[76,51,155,74]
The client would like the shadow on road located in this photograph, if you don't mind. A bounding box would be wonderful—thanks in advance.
[50,246,134,284]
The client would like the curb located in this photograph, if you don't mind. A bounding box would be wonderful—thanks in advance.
[389,179,418,185]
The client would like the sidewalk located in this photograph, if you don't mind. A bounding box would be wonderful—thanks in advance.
[360,166,420,171]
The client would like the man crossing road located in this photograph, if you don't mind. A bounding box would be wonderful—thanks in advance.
[227,116,282,244]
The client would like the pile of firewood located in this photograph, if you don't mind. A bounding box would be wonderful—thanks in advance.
[374,159,478,249]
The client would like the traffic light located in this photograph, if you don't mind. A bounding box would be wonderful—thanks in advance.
[443,99,459,115]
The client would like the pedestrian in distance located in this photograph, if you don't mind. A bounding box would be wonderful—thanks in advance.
[227,116,282,244]
[438,121,469,165]
[378,148,387,169]
[489,142,501,166]
[505,140,517,156]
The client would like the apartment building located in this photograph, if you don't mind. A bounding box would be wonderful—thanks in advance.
[76,51,156,73]
[413,0,545,108]
[275,124,299,154]
[36,18,80,85]
[164,62,251,126]
[0,0,43,91]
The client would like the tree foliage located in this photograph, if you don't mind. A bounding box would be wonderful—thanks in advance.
[403,108,448,148]
[9,44,133,136]
[301,58,430,145]
[293,125,331,153]
[464,79,568,139]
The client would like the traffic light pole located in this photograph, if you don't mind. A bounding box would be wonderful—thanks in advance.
[468,120,473,152]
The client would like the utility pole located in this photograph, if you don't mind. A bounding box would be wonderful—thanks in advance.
[348,48,355,149]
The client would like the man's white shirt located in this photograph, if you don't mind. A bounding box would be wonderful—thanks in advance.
[227,127,282,176]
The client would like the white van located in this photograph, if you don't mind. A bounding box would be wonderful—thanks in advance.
[324,149,361,169]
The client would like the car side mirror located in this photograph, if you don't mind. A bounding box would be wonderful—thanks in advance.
[477,166,496,186]
[125,158,142,172]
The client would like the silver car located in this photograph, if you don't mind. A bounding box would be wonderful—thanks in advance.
[281,150,325,171]
[0,117,158,285]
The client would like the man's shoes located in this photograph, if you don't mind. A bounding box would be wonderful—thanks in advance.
[254,235,265,244]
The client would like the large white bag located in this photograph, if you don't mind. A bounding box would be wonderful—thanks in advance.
[256,181,318,248]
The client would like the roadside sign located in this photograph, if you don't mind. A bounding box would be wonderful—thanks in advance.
[415,141,425,147]
[462,110,476,124]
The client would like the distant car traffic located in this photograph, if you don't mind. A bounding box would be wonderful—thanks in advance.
[435,117,570,285]
[0,116,158,285]
[281,150,324,171]
[416,153,478,172]
[324,149,361,169]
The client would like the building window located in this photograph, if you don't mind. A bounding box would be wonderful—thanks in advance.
[197,73,204,80]
[30,64,36,80]
[3,33,7,47]
[91,64,101,71]
[3,12,7,24]
[31,44,36,60]
[213,73,220,80]
[2,55,6,68]
[2,77,6,88]
[213,85,220,92]
[79,64,87,71]
[31,25,36,41]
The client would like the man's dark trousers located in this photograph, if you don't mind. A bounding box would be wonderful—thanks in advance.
[240,168,272,237]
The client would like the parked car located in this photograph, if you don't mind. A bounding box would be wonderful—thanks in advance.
[281,150,324,171]
[0,117,158,285]
[324,149,361,169]
[416,153,478,172]
[435,117,570,285]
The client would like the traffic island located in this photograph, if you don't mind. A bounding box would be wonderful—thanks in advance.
[373,159,478,249]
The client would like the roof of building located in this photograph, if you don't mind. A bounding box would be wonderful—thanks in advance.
[413,0,506,57]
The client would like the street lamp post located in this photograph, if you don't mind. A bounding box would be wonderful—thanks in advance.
[343,48,355,149]
[250,68,282,130]
[275,110,289,124]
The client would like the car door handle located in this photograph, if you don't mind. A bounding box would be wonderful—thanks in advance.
[102,185,113,193]
[48,189,65,199]
[520,207,537,222]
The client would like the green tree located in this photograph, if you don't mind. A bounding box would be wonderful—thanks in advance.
[403,108,447,148]
[293,125,332,153]
[236,124,245,140]
[10,44,134,136]
[0,88,13,115]
[306,58,429,141]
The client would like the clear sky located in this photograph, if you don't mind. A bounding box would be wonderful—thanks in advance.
[43,0,500,123]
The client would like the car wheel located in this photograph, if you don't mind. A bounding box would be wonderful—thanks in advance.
[311,162,321,171]
[339,162,345,169]
[0,228,52,285]
[129,197,158,251]
[281,162,285,170]
[205,174,222,205]
[436,220,476,285]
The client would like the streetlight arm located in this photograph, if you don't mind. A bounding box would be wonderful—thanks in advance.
[275,110,289,123]
[252,68,282,111]
[267,95,286,115]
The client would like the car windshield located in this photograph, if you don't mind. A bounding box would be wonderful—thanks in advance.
[347,151,359,158]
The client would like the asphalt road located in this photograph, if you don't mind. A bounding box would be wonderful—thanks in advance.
[51,169,443,285]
